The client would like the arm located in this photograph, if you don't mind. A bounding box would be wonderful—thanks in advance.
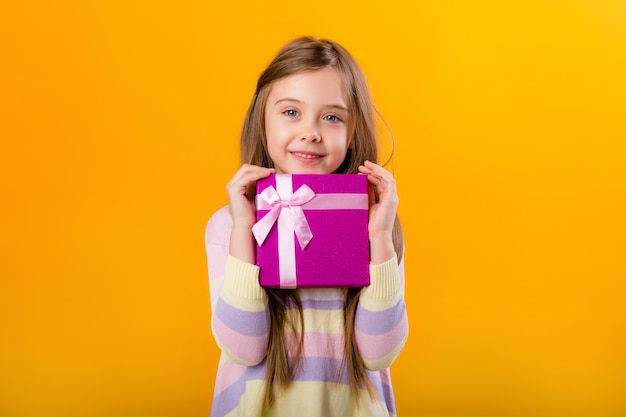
[358,160,398,264]
[355,161,408,369]
[355,253,408,370]
[205,165,275,366]
[205,209,269,366]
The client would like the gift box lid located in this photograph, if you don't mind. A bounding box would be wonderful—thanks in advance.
[254,174,370,289]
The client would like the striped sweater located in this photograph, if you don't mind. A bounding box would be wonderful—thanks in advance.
[205,206,408,417]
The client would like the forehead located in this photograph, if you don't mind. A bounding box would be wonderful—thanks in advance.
[267,68,348,106]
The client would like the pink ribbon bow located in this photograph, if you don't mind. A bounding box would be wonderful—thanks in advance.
[252,183,316,250]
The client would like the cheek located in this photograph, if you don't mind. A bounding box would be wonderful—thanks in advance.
[328,137,349,165]
[331,128,349,154]
[264,123,279,151]
[265,120,289,144]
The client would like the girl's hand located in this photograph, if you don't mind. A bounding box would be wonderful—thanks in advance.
[226,164,274,263]
[358,160,398,263]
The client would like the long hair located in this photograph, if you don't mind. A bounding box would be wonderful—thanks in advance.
[240,36,404,407]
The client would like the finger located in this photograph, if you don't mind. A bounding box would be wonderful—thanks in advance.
[363,160,384,172]
[359,164,385,190]
[366,174,382,187]
[358,165,373,175]
[239,169,274,189]
[236,164,274,182]
[363,160,394,180]
[365,165,395,192]
[229,165,274,191]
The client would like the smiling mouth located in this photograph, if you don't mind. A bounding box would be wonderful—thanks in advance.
[290,151,322,159]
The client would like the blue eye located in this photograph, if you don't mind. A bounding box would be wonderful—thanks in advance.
[284,109,298,117]
[324,114,340,122]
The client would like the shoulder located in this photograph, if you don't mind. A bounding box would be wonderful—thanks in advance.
[205,205,233,247]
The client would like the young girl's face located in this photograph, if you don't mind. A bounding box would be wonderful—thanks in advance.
[264,68,349,174]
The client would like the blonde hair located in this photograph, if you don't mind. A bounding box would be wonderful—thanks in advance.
[240,36,403,408]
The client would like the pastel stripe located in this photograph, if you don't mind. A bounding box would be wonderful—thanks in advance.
[299,309,346,334]
[215,298,269,336]
[355,300,405,335]
[293,357,351,384]
[290,358,395,412]
[299,287,345,301]
[208,276,223,307]
[211,361,266,417]
[284,332,345,359]
[366,369,396,414]
[355,314,408,360]
[298,298,345,311]
[213,360,248,396]
[213,317,268,364]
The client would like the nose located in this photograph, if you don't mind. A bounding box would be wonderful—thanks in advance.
[299,121,321,143]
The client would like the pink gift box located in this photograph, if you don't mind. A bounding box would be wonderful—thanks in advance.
[253,174,370,289]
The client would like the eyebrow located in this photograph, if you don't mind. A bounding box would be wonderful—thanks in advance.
[274,98,348,112]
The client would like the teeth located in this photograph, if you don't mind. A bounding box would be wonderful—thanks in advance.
[292,152,319,159]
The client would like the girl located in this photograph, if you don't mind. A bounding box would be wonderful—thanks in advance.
[205,36,408,417]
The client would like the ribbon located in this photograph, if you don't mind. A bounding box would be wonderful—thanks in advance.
[252,180,315,250]
[252,174,368,289]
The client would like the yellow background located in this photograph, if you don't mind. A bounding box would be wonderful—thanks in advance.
[1,1,625,416]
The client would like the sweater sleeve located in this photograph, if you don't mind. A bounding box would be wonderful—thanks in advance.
[205,206,270,366]
[355,253,408,370]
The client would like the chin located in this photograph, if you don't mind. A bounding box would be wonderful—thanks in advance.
[282,165,324,175]
[300,167,333,175]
